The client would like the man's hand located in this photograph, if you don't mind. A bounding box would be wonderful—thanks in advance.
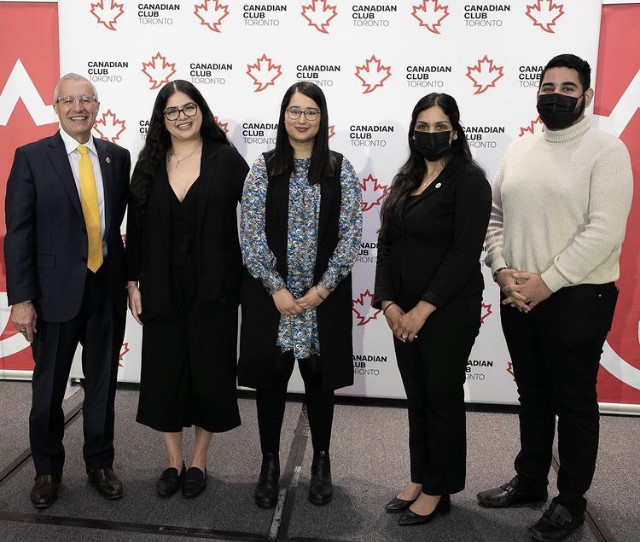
[12,301,37,343]
[502,272,552,311]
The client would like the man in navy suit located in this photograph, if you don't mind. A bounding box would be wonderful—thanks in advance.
[4,73,130,508]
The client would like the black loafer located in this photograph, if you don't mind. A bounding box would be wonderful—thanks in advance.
[385,496,416,513]
[398,494,450,526]
[156,463,185,497]
[477,476,547,508]
[31,474,61,509]
[309,450,332,505]
[528,502,584,541]
[87,467,123,500]
[181,467,207,499]
[255,453,280,509]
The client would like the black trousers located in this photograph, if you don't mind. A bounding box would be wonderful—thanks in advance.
[501,283,618,515]
[29,262,125,474]
[256,351,334,454]
[394,297,481,495]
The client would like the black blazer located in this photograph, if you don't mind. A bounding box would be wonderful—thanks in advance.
[238,151,355,392]
[4,131,131,322]
[125,139,249,321]
[374,155,491,311]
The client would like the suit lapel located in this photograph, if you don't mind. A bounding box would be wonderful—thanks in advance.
[48,132,83,217]
[94,137,114,236]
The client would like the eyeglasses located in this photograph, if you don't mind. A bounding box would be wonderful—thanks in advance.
[286,107,320,121]
[56,95,98,105]
[163,103,199,121]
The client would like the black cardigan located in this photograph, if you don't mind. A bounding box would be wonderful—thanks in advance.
[238,151,354,392]
[374,155,492,311]
[125,139,249,321]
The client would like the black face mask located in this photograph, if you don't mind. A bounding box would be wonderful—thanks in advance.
[413,130,452,161]
[536,93,585,130]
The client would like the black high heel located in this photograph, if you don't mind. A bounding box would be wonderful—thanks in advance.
[398,494,451,526]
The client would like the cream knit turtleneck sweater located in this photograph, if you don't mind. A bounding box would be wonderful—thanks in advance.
[485,116,633,292]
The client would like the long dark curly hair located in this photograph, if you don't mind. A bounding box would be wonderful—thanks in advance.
[267,81,337,184]
[380,93,479,221]
[130,80,229,211]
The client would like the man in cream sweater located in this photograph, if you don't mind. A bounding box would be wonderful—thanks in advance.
[478,54,633,541]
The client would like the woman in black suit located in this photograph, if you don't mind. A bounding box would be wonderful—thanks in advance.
[374,93,491,526]
[126,80,249,499]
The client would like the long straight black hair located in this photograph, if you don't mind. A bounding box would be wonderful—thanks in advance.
[267,81,337,184]
[380,93,478,221]
[130,80,229,211]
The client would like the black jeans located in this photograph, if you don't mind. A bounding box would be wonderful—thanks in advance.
[501,283,618,515]
[256,351,334,454]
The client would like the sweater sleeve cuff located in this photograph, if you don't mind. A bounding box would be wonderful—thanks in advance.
[490,257,508,275]
[540,266,568,293]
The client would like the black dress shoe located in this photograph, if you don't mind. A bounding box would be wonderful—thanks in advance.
[309,450,332,506]
[87,468,123,500]
[528,502,584,541]
[31,474,61,509]
[398,494,451,526]
[181,467,207,498]
[255,452,280,509]
[156,463,185,497]
[477,476,547,508]
[385,496,417,513]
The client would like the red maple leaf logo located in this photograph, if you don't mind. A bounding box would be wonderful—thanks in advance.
[246,54,283,92]
[214,115,229,134]
[90,0,124,31]
[480,302,493,324]
[411,0,449,34]
[525,0,564,33]
[328,125,336,139]
[301,0,338,34]
[142,52,176,90]
[118,342,129,367]
[519,117,545,137]
[352,289,382,326]
[93,110,126,143]
[194,0,229,32]
[466,55,504,95]
[506,361,515,379]
[361,174,389,212]
[355,55,392,94]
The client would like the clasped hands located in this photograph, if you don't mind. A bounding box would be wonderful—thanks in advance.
[273,285,329,316]
[382,300,435,343]
[495,268,552,313]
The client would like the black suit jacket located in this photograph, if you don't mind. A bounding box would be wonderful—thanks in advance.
[374,155,492,311]
[4,131,131,322]
[125,139,249,321]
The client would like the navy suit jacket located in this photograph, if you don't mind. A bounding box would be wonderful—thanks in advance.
[4,131,131,322]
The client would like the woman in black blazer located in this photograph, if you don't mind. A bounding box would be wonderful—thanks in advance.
[373,93,491,526]
[126,80,249,499]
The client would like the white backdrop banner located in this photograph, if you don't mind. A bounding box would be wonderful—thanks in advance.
[57,0,602,402]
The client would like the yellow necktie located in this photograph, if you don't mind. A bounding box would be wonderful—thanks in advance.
[77,145,103,272]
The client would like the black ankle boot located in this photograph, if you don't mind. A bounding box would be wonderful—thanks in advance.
[255,452,280,508]
[309,450,332,505]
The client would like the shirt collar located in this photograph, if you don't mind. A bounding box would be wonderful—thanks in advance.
[59,129,98,157]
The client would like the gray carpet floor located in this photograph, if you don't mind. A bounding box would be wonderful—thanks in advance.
[0,381,638,542]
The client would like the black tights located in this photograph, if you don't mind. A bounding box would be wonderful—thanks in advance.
[256,352,334,454]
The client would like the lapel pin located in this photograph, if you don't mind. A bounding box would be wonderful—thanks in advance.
[105,157,111,164]
[435,182,442,189]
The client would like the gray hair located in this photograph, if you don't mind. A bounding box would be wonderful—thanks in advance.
[53,73,99,102]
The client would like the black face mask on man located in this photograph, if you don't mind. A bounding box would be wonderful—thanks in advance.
[536,93,585,130]
[413,130,452,161]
